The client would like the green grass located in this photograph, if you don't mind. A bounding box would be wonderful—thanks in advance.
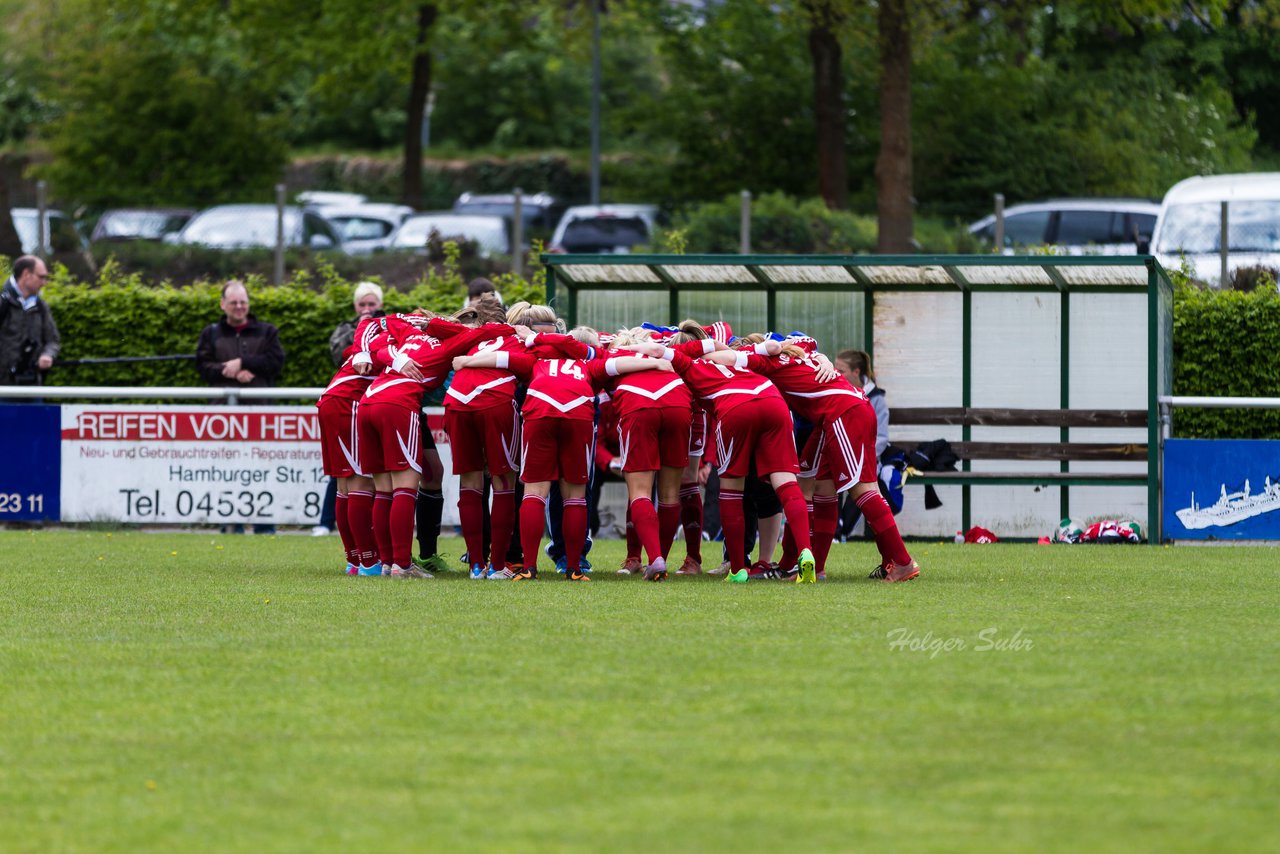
[1,531,1277,852]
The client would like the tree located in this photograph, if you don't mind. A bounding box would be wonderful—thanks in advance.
[801,0,849,210]
[875,0,913,251]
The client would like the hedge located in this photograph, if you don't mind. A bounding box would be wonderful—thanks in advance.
[10,249,544,391]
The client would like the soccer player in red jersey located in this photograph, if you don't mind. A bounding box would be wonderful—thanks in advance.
[317,314,391,576]
[736,336,918,583]
[661,328,818,583]
[451,330,674,581]
[357,303,511,578]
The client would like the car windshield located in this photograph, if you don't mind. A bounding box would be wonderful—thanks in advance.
[99,212,188,239]
[394,218,508,253]
[12,213,79,253]
[331,216,394,241]
[560,217,649,252]
[184,209,300,246]
[1157,201,1280,254]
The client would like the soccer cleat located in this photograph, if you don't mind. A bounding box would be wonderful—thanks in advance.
[617,557,643,575]
[388,564,406,578]
[566,569,590,581]
[402,562,434,579]
[511,565,538,580]
[796,549,817,584]
[344,563,358,576]
[867,564,888,580]
[707,560,732,576]
[883,560,921,583]
[643,559,667,582]
[416,553,451,575]
[555,556,568,575]
[487,567,517,580]
[469,564,488,580]
[675,557,702,575]
[816,570,826,581]
[748,560,788,580]
[357,563,383,577]
[579,557,592,573]
[724,568,748,583]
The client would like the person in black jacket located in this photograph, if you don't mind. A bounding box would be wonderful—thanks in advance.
[1,256,61,388]
[195,280,284,394]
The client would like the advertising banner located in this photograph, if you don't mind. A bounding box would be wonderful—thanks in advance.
[1163,439,1280,540]
[0,403,458,526]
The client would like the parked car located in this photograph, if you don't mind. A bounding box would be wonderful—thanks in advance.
[1150,173,1280,284]
[453,192,562,243]
[91,208,194,243]
[390,213,510,258]
[11,208,91,254]
[316,203,414,255]
[548,204,659,254]
[169,205,345,252]
[968,199,1159,254]
[296,191,368,209]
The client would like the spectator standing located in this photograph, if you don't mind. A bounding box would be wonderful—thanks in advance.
[195,280,285,534]
[315,282,384,536]
[835,349,891,540]
[1,256,60,389]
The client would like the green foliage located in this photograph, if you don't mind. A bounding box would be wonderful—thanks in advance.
[36,249,545,391]
[662,193,977,254]
[1172,282,1280,439]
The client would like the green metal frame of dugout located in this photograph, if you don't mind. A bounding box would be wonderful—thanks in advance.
[542,254,1175,541]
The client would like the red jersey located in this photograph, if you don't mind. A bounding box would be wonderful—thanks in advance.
[319,317,388,403]
[744,353,867,423]
[364,323,511,412]
[669,349,783,418]
[491,352,615,422]
[444,330,595,412]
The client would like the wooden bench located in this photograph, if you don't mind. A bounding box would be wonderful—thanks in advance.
[890,408,1151,488]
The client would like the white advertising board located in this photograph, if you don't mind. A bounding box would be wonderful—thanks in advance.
[59,405,456,525]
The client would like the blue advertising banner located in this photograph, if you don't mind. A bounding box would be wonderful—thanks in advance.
[1163,439,1280,540]
[0,403,61,521]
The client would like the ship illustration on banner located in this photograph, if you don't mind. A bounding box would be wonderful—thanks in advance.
[1175,475,1280,530]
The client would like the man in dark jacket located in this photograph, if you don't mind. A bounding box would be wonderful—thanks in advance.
[1,256,61,387]
[195,280,284,394]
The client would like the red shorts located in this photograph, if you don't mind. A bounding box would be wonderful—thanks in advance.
[521,417,595,484]
[444,401,521,477]
[688,409,708,458]
[714,398,799,479]
[618,406,691,472]
[356,400,423,474]
[317,396,363,478]
[799,405,877,492]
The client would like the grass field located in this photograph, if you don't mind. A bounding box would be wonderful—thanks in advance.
[1,530,1277,852]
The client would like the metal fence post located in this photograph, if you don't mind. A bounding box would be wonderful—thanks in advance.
[512,188,524,280]
[36,180,48,256]
[740,190,751,254]
[1219,200,1229,289]
[274,184,286,286]
[994,193,1005,251]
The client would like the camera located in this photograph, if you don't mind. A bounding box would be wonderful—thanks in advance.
[9,339,41,385]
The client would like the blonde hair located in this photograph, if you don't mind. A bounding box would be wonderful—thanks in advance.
[739,332,766,345]
[352,281,383,308]
[570,325,600,347]
[671,321,708,345]
[608,326,650,348]
[506,301,565,332]
[780,343,807,359]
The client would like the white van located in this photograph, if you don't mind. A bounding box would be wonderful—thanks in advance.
[549,204,659,254]
[1150,173,1280,283]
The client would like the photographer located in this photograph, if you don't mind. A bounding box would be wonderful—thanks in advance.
[1,256,61,388]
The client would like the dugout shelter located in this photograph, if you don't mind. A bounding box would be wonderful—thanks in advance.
[542,254,1174,541]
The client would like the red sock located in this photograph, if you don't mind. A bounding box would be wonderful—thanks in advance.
[658,501,681,560]
[563,497,588,572]
[775,481,812,552]
[347,490,377,566]
[490,487,515,570]
[857,489,911,566]
[519,494,547,572]
[779,524,798,571]
[680,484,702,562]
[630,497,661,565]
[391,487,417,568]
[458,487,485,569]
[812,494,839,571]
[720,489,746,570]
[372,492,393,566]
[625,505,641,561]
[333,492,357,565]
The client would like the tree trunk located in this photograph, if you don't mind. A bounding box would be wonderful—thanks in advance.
[876,0,913,253]
[0,159,22,259]
[805,1,848,210]
[402,3,438,208]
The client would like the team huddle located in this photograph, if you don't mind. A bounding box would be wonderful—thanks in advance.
[315,295,919,584]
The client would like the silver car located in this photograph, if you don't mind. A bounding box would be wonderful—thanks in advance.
[170,204,346,252]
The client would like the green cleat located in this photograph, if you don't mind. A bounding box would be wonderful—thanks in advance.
[416,553,451,575]
[725,569,749,583]
[796,548,817,584]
